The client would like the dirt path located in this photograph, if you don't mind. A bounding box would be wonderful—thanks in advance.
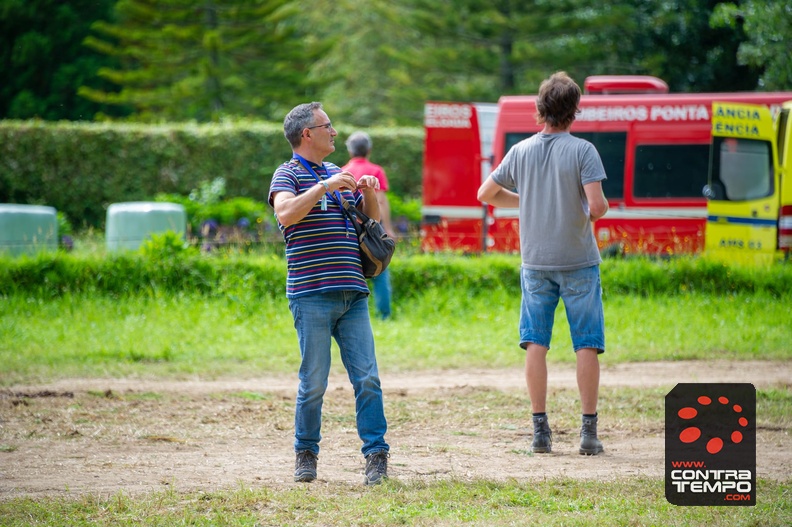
[1,360,790,499]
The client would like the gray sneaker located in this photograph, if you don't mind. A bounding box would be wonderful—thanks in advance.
[531,415,552,453]
[579,415,604,455]
[364,451,389,485]
[294,450,318,482]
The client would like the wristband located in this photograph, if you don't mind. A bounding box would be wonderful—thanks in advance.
[321,181,330,191]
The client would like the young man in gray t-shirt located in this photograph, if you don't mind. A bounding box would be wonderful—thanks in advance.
[478,71,609,456]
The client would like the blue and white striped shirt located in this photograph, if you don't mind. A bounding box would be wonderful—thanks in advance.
[268,159,368,298]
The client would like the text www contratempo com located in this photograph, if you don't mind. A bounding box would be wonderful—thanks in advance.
[670,461,706,468]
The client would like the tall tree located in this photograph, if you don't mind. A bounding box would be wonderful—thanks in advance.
[711,0,792,90]
[0,0,127,120]
[589,0,762,93]
[80,0,317,122]
[298,0,632,126]
[293,0,418,126]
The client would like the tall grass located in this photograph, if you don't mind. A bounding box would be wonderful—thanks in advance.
[1,478,789,526]
[1,287,789,385]
[3,251,792,299]
[1,253,790,526]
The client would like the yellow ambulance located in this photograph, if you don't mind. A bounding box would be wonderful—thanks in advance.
[704,100,792,265]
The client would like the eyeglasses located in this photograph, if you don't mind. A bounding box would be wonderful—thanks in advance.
[306,122,333,130]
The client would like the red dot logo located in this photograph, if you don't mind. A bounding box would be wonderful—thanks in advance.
[677,393,749,455]
[707,437,724,454]
[680,427,701,443]
[678,407,697,419]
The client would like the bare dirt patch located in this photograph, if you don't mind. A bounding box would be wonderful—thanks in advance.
[1,360,790,499]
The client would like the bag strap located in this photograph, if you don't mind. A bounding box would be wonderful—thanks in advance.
[293,156,355,234]
[342,200,373,224]
[293,156,343,206]
[292,156,377,230]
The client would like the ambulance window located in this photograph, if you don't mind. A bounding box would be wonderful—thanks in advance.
[572,132,626,200]
[505,133,535,152]
[633,144,709,198]
[714,138,772,201]
[505,131,626,200]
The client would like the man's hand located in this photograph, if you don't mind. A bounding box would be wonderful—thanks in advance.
[326,171,358,192]
[355,175,382,221]
[355,174,381,191]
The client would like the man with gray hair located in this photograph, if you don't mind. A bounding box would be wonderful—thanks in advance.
[343,131,395,320]
[269,102,390,485]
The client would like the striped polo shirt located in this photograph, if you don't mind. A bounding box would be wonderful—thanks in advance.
[268,158,368,298]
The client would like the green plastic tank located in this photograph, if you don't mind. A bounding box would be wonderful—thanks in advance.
[106,202,187,251]
[0,204,59,256]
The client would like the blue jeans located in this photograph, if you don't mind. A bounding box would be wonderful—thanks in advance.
[371,269,392,319]
[288,291,389,456]
[519,265,605,353]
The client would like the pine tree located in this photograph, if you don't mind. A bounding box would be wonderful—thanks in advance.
[300,0,638,126]
[80,0,316,122]
[0,0,126,120]
[711,0,792,90]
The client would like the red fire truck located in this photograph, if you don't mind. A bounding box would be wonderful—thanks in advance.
[421,76,792,255]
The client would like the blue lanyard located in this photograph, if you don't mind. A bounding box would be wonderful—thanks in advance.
[293,154,352,234]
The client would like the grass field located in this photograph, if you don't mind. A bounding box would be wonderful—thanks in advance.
[2,478,790,526]
[1,288,789,384]
[1,281,791,526]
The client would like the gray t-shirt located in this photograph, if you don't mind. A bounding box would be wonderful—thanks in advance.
[490,132,607,271]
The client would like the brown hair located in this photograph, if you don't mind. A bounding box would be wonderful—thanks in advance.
[535,72,581,129]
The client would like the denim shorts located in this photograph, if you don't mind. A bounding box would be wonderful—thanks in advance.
[519,265,605,353]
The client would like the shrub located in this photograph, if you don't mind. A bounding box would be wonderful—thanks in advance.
[389,195,422,235]
[139,231,198,259]
[3,252,789,300]
[154,191,276,243]
[0,121,423,230]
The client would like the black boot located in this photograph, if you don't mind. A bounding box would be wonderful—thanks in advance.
[579,415,604,455]
[531,415,552,453]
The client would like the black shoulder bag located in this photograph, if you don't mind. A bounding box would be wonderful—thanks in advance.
[340,199,396,278]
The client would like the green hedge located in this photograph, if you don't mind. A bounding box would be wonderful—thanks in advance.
[0,252,285,298]
[599,256,789,295]
[393,255,792,297]
[2,252,790,299]
[0,120,424,229]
